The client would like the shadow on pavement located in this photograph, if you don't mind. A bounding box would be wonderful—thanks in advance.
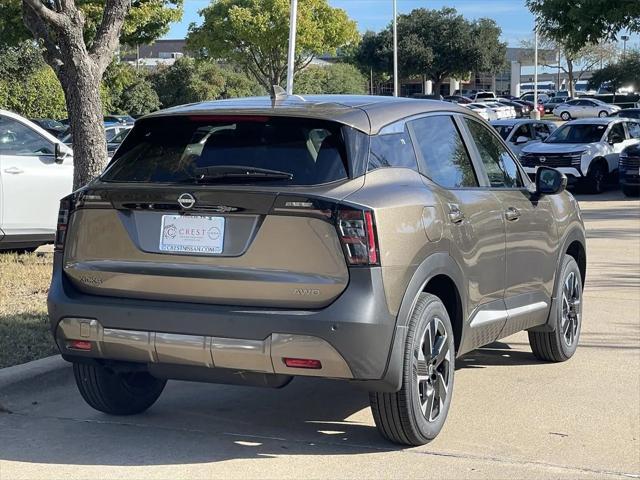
[0,339,561,467]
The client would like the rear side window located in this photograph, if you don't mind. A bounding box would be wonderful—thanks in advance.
[409,115,478,188]
[368,125,418,171]
[102,116,349,185]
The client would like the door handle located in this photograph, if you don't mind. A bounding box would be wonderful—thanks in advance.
[3,167,24,174]
[505,206,521,221]
[448,203,465,224]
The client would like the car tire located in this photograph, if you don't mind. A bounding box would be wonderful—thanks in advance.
[369,293,455,446]
[73,362,166,415]
[598,110,609,118]
[528,255,583,362]
[622,185,640,197]
[583,160,607,194]
[560,112,571,121]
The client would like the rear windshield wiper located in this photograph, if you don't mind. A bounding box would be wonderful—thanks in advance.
[191,165,293,182]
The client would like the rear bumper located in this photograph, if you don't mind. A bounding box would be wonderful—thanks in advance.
[48,254,399,386]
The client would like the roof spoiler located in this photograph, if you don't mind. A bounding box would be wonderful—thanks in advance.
[270,85,305,107]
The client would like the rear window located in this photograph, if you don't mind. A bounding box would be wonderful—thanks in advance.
[102,116,351,185]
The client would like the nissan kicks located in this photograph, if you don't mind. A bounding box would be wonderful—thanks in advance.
[48,95,586,445]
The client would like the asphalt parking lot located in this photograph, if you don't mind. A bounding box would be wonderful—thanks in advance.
[0,190,638,480]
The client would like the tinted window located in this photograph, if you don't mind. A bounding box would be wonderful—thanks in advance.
[465,118,523,188]
[546,123,606,143]
[627,122,640,139]
[534,123,552,140]
[410,115,478,188]
[0,116,53,155]
[512,123,534,140]
[368,125,418,171]
[103,116,349,185]
[607,122,626,142]
[493,124,514,140]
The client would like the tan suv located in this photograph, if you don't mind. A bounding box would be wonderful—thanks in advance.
[48,95,586,445]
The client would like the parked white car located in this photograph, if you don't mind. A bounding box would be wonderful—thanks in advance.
[519,118,640,193]
[553,98,622,120]
[471,91,496,101]
[481,101,516,119]
[491,119,557,156]
[466,103,499,120]
[0,109,73,249]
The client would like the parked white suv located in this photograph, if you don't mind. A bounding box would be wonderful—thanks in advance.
[553,98,621,120]
[519,118,640,193]
[0,110,73,249]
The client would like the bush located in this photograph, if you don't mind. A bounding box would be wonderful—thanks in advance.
[294,63,367,95]
[118,79,161,116]
[0,66,67,119]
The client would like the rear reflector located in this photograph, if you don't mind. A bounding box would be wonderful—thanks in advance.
[68,340,92,351]
[283,358,322,369]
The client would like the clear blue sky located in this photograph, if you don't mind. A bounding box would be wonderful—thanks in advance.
[163,0,637,50]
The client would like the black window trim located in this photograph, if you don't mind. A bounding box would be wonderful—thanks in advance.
[456,114,534,192]
[405,112,482,190]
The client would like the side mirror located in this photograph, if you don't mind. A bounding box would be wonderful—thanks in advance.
[608,135,623,145]
[514,135,529,145]
[536,166,567,195]
[54,142,64,164]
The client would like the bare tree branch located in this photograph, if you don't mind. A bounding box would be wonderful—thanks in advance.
[90,0,131,72]
[22,0,66,27]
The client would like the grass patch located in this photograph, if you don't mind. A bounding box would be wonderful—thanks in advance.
[0,252,57,368]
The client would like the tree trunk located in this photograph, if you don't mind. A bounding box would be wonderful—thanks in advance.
[567,58,575,97]
[60,64,108,189]
[21,0,131,190]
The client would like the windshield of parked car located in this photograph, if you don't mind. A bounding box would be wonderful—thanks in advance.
[493,125,514,140]
[545,123,607,144]
[102,116,351,185]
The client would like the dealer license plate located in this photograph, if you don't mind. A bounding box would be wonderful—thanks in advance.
[159,215,225,254]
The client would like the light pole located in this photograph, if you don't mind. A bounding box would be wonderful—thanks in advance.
[531,24,540,120]
[393,0,398,97]
[621,35,630,59]
[285,0,298,95]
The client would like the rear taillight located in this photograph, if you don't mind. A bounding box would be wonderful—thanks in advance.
[54,195,74,252]
[336,208,379,266]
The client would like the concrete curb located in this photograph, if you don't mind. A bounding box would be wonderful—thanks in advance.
[0,355,68,393]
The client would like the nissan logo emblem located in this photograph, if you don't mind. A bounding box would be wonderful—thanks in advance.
[177,193,196,209]
[539,156,546,163]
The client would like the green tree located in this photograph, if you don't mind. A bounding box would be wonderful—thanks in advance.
[151,57,264,108]
[353,8,506,94]
[0,40,45,77]
[118,78,160,115]
[352,30,392,93]
[526,0,640,53]
[294,63,367,95]
[519,37,619,96]
[187,0,359,91]
[7,0,183,189]
[0,67,67,118]
[396,8,506,92]
[588,50,640,96]
[1,0,183,48]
